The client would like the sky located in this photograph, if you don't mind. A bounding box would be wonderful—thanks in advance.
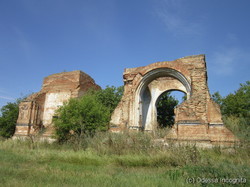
[0,0,250,109]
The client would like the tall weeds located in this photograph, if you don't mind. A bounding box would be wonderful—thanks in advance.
[224,115,250,142]
[0,124,249,186]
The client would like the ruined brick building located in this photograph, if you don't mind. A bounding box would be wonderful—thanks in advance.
[14,55,237,144]
[14,71,100,137]
[110,55,237,143]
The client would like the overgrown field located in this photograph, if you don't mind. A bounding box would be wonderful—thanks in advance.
[0,117,249,187]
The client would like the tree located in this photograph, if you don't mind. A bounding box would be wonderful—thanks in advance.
[156,92,179,128]
[53,92,111,142]
[212,81,250,118]
[0,101,20,138]
[96,86,123,114]
[223,81,250,118]
[212,91,223,106]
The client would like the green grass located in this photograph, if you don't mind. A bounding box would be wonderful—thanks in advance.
[0,116,249,187]
[0,140,187,187]
[0,133,249,187]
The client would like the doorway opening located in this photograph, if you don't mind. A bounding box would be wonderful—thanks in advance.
[156,90,186,128]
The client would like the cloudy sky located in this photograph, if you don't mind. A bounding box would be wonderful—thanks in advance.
[0,0,249,108]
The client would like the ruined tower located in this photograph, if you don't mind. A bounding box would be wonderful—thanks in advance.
[14,70,100,138]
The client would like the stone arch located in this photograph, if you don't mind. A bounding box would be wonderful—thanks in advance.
[134,68,191,131]
[110,54,237,143]
[155,89,187,105]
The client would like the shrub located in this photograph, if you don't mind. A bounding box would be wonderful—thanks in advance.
[53,92,110,143]
[95,85,123,114]
[0,101,19,138]
[212,81,250,118]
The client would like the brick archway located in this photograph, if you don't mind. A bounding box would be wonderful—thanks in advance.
[110,55,237,143]
[135,68,191,131]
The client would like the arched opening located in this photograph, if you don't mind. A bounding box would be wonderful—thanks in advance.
[156,90,186,128]
[135,68,191,131]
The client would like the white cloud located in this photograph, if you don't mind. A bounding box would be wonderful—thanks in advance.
[209,32,250,75]
[0,95,15,101]
[211,47,249,76]
[154,0,203,36]
[0,89,15,101]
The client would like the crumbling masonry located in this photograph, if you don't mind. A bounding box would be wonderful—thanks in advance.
[14,71,100,137]
[110,55,237,143]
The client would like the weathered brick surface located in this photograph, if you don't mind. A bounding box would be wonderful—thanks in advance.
[14,71,100,137]
[110,55,238,143]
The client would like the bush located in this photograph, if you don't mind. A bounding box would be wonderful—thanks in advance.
[212,81,250,118]
[95,85,123,114]
[53,92,110,143]
[0,101,19,138]
[223,81,250,118]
